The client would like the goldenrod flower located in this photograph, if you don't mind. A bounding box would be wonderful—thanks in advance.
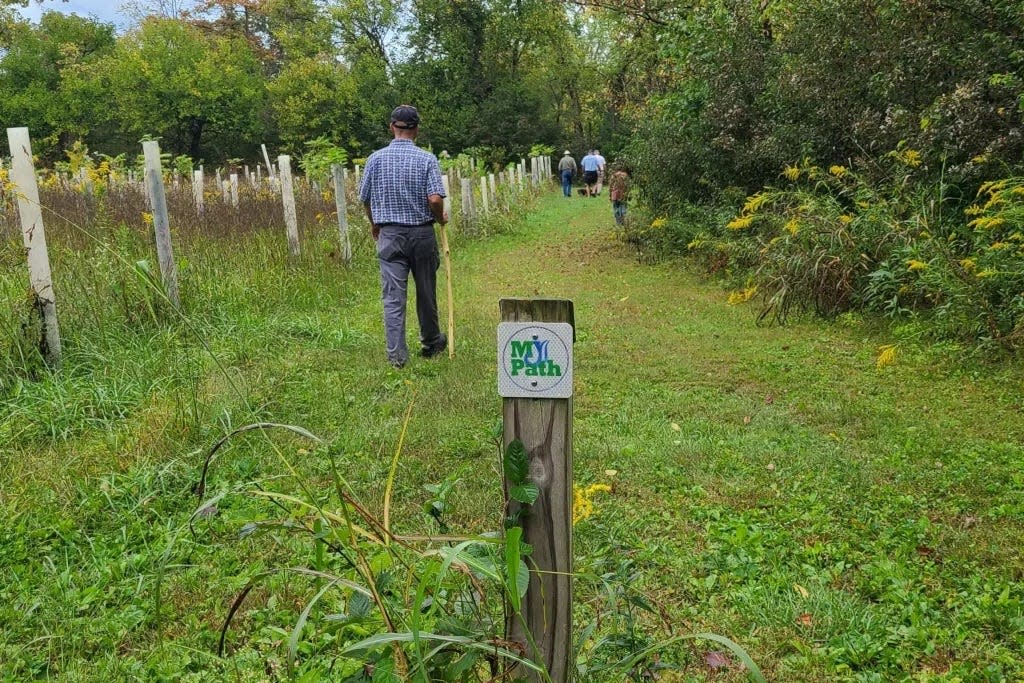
[742,192,769,214]
[977,269,997,278]
[142,212,154,226]
[573,483,612,525]
[876,345,897,370]
[959,258,977,272]
[782,165,800,181]
[727,215,754,230]
[898,149,922,168]
[784,218,800,235]
[838,214,853,225]
[829,165,847,177]
[728,286,758,305]
[907,259,928,271]
[650,217,668,230]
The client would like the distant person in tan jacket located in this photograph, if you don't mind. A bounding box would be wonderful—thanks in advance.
[557,150,577,197]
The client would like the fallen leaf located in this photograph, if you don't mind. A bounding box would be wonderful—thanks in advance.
[671,422,681,432]
[743,415,752,425]
[619,296,629,302]
[793,583,809,598]
[796,612,814,627]
[766,462,776,472]
[604,469,618,477]
[705,651,730,670]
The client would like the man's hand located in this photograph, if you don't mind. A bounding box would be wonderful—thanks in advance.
[371,224,380,241]
[441,211,449,225]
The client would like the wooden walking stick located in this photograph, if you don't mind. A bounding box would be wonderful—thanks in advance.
[441,176,455,358]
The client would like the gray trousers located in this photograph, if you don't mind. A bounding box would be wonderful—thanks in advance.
[376,225,443,364]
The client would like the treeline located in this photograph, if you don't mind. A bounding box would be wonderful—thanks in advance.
[0,0,617,166]
[598,0,1024,349]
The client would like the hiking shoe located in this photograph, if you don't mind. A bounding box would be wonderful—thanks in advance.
[420,334,448,358]
[388,358,406,369]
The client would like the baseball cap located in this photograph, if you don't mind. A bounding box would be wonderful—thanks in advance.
[564,150,571,155]
[390,105,420,129]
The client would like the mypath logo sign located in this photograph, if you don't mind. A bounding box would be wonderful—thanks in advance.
[509,339,562,377]
[497,322,573,398]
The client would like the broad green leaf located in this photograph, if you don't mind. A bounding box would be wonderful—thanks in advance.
[510,482,539,505]
[503,439,528,485]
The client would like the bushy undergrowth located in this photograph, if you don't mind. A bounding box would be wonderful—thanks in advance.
[624,151,1024,352]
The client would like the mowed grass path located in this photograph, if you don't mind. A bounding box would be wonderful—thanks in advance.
[3,191,1024,680]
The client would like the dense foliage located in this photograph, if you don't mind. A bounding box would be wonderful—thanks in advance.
[602,0,1024,349]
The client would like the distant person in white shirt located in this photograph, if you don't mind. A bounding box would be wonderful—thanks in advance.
[580,150,600,197]
[594,150,607,196]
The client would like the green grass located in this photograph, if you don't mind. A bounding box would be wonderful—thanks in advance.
[2,192,1024,681]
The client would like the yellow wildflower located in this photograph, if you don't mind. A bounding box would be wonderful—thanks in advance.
[959,258,977,272]
[964,205,983,217]
[687,238,704,250]
[977,269,997,278]
[784,218,800,235]
[727,215,754,230]
[650,216,668,230]
[838,214,854,225]
[782,165,800,182]
[876,345,897,370]
[728,285,758,305]
[573,483,612,525]
[907,259,928,271]
[978,180,1009,196]
[829,165,847,177]
[898,149,922,168]
[989,242,1009,251]
[141,212,154,226]
[743,192,769,214]
[969,216,1006,231]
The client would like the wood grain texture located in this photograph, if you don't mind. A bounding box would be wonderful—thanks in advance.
[142,140,180,308]
[277,155,300,257]
[8,127,62,367]
[501,298,574,683]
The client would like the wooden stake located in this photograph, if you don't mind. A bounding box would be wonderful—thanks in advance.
[142,140,180,307]
[262,144,275,181]
[192,169,204,216]
[500,298,574,683]
[441,175,455,358]
[331,164,351,265]
[480,176,489,216]
[7,127,62,367]
[229,173,239,208]
[278,154,300,257]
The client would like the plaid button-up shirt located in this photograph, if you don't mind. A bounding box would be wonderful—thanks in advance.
[359,139,446,226]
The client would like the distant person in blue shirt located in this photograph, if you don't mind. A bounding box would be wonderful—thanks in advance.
[581,150,600,197]
[359,105,448,369]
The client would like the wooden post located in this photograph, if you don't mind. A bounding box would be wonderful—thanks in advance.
[440,175,455,358]
[7,127,62,367]
[142,140,180,307]
[460,177,474,231]
[229,173,239,208]
[330,164,351,264]
[192,169,204,215]
[489,173,497,208]
[480,176,489,216]
[500,298,574,683]
[278,154,300,257]
[262,143,276,181]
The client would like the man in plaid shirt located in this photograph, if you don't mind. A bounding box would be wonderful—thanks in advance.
[359,105,448,368]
